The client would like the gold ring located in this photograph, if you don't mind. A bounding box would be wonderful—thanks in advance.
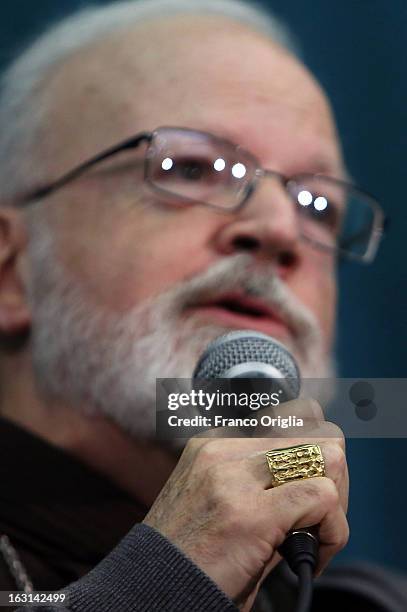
[265,444,325,487]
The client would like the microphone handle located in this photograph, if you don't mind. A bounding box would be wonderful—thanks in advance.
[277,526,319,576]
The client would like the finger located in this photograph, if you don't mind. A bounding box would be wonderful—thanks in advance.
[248,397,325,420]
[253,503,349,589]
[187,435,349,512]
[252,399,336,440]
[318,441,349,513]
[253,417,344,444]
[257,397,325,424]
[189,433,345,480]
[244,440,348,511]
[315,505,349,574]
[251,420,345,451]
[261,477,349,562]
[245,439,345,486]
[271,506,349,578]
[191,426,342,461]
[201,398,326,440]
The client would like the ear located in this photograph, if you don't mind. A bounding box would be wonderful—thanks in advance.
[0,206,31,335]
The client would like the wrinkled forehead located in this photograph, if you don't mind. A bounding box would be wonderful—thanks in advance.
[40,14,343,178]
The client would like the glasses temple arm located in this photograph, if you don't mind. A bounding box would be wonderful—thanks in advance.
[18,132,152,205]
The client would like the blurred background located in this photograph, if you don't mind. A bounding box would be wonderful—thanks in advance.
[1,0,406,572]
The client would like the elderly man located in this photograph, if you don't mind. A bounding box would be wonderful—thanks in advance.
[0,0,403,611]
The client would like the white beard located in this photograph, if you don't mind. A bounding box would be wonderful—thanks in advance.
[25,218,335,440]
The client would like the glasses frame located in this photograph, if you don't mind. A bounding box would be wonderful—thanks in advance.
[13,126,387,263]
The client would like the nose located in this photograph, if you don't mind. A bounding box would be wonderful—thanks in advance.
[214,174,301,276]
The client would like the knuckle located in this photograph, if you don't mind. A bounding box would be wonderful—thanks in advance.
[202,457,252,507]
[207,489,251,532]
[201,469,232,519]
[284,483,311,506]
[324,422,346,449]
[325,444,346,475]
[330,519,350,552]
[290,477,339,509]
[202,467,255,532]
[307,398,324,419]
[318,477,340,509]
[205,463,228,490]
[185,436,204,454]
[196,440,224,465]
[338,521,350,550]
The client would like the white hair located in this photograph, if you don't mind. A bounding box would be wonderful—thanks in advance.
[0,0,299,201]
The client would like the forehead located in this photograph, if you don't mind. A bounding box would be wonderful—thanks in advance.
[43,15,343,177]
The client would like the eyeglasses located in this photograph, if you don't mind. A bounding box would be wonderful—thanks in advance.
[17,126,386,263]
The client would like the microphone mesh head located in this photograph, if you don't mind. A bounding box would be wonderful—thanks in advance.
[193,330,301,398]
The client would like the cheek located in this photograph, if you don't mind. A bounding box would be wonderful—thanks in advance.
[52,200,219,312]
[292,252,336,350]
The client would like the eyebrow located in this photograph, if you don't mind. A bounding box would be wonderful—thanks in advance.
[306,156,350,182]
[199,123,349,182]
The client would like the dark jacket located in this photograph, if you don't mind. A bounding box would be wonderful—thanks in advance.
[1,417,406,612]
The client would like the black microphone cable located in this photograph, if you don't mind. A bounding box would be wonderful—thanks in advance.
[278,529,319,612]
[295,563,313,612]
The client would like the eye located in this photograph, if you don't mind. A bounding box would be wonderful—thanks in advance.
[157,156,220,183]
[288,182,344,235]
[304,194,341,231]
[178,158,211,180]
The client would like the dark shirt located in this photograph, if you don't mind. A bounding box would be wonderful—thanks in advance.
[0,417,146,591]
[1,416,406,611]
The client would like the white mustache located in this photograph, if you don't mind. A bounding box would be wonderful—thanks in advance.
[160,253,322,360]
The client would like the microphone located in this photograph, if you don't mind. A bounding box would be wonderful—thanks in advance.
[193,330,318,610]
[193,329,300,399]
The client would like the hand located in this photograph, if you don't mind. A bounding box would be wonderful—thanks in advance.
[143,398,349,610]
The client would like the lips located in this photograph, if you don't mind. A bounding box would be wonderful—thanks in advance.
[188,292,291,339]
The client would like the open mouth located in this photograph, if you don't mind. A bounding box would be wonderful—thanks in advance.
[188,293,290,338]
[213,296,271,318]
